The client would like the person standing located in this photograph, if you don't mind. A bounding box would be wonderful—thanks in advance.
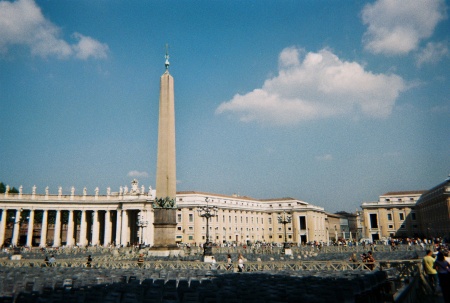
[349,253,358,269]
[226,254,233,271]
[238,253,245,272]
[49,255,56,266]
[434,251,450,302]
[423,250,438,294]
[137,254,144,268]
[86,255,92,268]
[210,256,217,270]
[365,251,375,271]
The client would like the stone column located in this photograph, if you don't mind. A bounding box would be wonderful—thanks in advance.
[53,210,61,247]
[79,210,87,246]
[66,210,74,246]
[26,210,35,247]
[40,210,48,247]
[11,209,21,246]
[104,210,112,247]
[0,209,7,246]
[115,210,122,246]
[121,210,129,246]
[91,210,99,246]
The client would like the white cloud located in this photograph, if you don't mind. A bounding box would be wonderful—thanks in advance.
[0,0,108,59]
[216,47,406,125]
[361,0,447,55]
[315,154,333,161]
[127,170,149,178]
[415,42,449,66]
[72,32,109,60]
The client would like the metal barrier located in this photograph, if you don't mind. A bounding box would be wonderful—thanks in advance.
[0,259,421,276]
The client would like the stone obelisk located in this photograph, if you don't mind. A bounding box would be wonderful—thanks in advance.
[151,47,178,254]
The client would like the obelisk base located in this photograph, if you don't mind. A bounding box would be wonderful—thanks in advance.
[149,208,180,256]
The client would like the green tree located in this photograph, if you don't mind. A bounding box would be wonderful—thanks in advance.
[0,182,19,193]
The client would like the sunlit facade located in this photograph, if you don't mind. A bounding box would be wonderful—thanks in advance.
[175,191,327,245]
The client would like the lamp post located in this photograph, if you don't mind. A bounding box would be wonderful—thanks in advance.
[136,212,148,248]
[277,211,292,255]
[197,197,218,258]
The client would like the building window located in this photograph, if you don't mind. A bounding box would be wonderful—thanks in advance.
[177,214,182,223]
[188,236,193,240]
[269,228,272,231]
[387,214,392,221]
[388,225,394,229]
[246,217,248,224]
[399,213,405,221]
[299,216,306,230]
[177,226,182,231]
[369,214,378,228]
[400,224,405,229]
[268,218,272,224]
[278,235,282,239]
[411,213,416,220]
[288,235,292,239]
[229,216,231,223]
[189,214,193,223]
[188,227,193,231]
[278,228,282,231]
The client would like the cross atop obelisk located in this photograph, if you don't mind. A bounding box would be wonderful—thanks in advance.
[165,43,170,70]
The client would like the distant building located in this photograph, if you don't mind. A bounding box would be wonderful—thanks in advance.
[0,186,328,247]
[325,213,345,241]
[415,176,450,240]
[360,191,425,241]
[175,191,327,245]
[335,211,359,240]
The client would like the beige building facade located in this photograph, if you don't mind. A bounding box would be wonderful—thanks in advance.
[360,191,425,241]
[0,184,329,248]
[174,191,327,245]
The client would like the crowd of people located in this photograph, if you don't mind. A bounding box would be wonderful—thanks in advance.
[422,244,450,303]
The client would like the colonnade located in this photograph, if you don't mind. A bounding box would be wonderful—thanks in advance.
[0,207,149,248]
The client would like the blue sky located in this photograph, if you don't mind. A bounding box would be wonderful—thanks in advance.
[0,0,449,213]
